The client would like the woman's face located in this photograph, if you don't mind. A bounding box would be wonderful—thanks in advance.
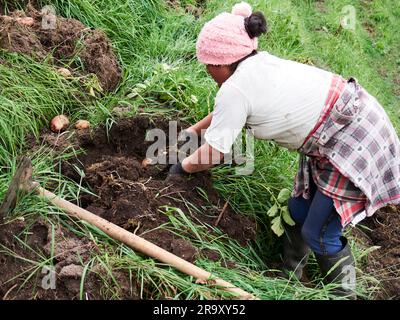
[206,65,233,87]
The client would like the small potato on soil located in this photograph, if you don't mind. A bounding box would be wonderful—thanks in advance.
[15,17,34,27]
[1,15,13,23]
[141,158,153,168]
[75,120,90,130]
[50,115,70,133]
[57,67,72,78]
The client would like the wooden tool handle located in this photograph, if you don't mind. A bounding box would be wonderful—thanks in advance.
[36,186,255,300]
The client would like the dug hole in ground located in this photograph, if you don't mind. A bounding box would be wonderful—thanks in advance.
[1,114,257,299]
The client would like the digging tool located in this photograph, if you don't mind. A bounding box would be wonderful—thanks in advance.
[0,157,256,300]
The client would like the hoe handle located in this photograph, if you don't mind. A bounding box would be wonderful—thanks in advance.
[35,186,255,300]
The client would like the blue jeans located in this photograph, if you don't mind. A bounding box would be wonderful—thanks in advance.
[288,180,344,256]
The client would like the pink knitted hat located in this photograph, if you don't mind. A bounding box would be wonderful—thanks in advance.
[196,2,258,65]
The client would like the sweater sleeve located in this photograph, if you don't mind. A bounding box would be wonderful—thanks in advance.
[204,84,249,154]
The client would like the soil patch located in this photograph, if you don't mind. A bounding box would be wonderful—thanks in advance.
[1,115,257,299]
[354,205,400,299]
[0,4,121,91]
[0,219,106,300]
[60,115,257,251]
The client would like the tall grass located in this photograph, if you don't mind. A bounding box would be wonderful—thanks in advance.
[0,53,88,164]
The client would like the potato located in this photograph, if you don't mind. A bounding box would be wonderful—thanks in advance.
[57,68,72,78]
[75,120,90,130]
[141,158,153,168]
[50,115,70,133]
[15,17,34,27]
[1,15,13,23]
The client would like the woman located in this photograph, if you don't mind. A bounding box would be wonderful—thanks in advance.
[169,2,400,298]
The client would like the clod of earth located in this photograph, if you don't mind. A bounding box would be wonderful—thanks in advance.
[0,5,121,92]
[59,264,84,278]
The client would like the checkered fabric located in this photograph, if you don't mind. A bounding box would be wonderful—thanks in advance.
[293,77,400,227]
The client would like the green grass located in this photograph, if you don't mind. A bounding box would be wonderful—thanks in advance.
[0,53,89,164]
[0,0,399,299]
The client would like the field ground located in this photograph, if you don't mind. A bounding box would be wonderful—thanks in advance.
[0,0,399,300]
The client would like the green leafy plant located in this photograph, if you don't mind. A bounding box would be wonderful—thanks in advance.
[267,188,296,237]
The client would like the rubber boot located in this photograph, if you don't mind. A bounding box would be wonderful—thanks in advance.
[314,237,357,299]
[280,224,310,280]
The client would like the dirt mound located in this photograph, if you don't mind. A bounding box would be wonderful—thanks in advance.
[355,205,400,299]
[0,216,143,300]
[0,5,121,91]
[1,115,256,299]
[0,219,104,300]
[61,116,257,253]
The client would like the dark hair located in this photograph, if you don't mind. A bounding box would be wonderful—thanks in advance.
[227,12,267,73]
[244,11,267,39]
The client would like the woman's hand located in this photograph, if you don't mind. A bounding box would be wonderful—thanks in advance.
[168,142,224,176]
[181,142,225,173]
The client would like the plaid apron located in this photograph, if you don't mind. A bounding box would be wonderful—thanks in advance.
[293,76,400,227]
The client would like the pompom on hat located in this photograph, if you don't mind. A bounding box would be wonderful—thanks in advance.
[231,1,252,17]
[196,2,259,65]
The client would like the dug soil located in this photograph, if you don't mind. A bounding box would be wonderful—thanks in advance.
[354,205,400,299]
[0,4,121,91]
[0,218,104,299]
[60,116,257,250]
[0,115,257,300]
